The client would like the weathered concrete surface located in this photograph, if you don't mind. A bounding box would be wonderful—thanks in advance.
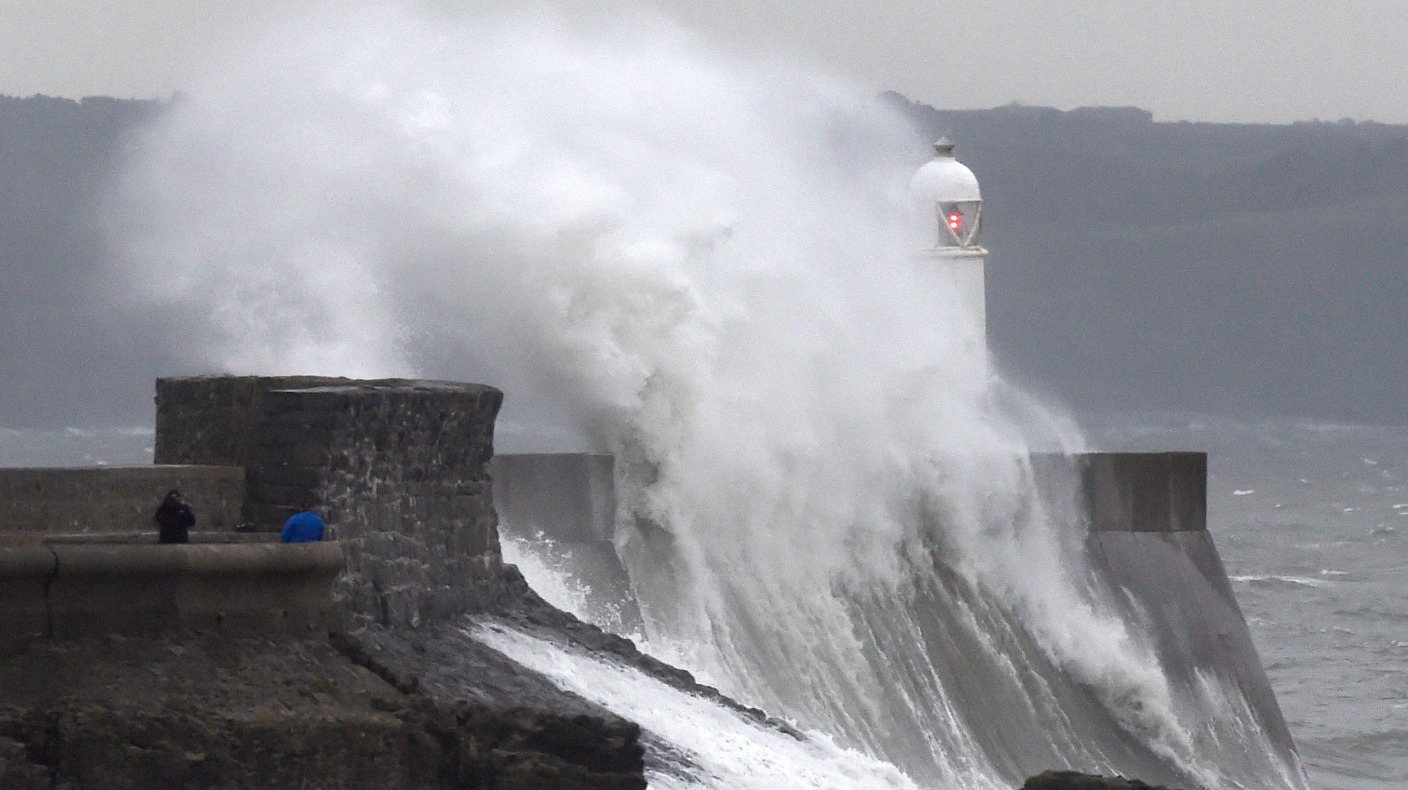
[39,531,281,544]
[1087,529,1298,765]
[494,454,617,543]
[0,465,244,534]
[1080,452,1207,533]
[492,454,643,635]
[0,542,344,655]
[1064,452,1301,780]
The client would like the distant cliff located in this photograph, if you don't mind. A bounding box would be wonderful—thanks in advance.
[3,93,1407,426]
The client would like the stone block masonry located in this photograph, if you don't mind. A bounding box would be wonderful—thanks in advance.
[0,465,244,534]
[154,375,363,469]
[156,377,507,631]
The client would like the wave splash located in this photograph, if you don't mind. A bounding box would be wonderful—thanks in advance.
[107,6,1297,787]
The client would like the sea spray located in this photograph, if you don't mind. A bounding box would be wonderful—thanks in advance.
[471,621,927,790]
[105,5,1294,786]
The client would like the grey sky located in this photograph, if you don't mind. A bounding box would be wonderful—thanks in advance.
[2,0,1406,123]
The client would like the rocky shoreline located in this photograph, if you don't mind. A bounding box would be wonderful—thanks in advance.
[0,583,650,788]
[0,572,1189,788]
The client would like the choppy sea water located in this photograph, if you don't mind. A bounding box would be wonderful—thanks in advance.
[4,416,1403,787]
[1087,416,1408,790]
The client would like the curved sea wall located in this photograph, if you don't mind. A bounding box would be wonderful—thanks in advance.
[0,540,343,654]
[1073,453,1297,761]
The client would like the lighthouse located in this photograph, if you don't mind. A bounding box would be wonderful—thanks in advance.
[910,137,987,353]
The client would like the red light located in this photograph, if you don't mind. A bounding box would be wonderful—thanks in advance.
[947,212,962,230]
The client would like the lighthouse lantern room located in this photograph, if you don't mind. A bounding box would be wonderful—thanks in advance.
[911,137,984,251]
[910,137,989,354]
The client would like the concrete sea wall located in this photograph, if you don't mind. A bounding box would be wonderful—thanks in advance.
[0,376,1295,787]
[492,453,642,633]
[0,540,344,654]
[496,450,1302,777]
[1073,452,1299,765]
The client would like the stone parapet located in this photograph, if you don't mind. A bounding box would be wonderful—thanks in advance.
[0,465,245,534]
[154,375,366,469]
[0,541,344,655]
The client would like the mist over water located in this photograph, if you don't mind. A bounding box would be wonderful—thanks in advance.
[105,6,1299,787]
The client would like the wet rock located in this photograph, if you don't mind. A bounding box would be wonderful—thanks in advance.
[1021,769,1185,790]
[0,630,651,789]
[0,732,49,789]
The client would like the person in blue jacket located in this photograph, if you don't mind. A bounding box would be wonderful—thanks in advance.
[280,499,326,543]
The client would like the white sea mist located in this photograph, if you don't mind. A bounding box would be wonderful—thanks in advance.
[103,6,1298,787]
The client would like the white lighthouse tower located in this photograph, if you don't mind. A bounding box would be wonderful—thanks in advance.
[910,137,987,353]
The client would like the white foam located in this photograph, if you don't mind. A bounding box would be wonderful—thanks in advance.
[1232,575,1334,589]
[471,622,928,790]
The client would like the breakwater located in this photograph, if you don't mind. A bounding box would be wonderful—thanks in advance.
[495,449,1305,787]
[0,375,1305,788]
[0,376,649,789]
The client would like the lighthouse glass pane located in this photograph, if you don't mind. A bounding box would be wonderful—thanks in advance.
[936,200,983,247]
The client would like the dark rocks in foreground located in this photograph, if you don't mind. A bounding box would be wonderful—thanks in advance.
[1022,769,1185,790]
[0,624,646,789]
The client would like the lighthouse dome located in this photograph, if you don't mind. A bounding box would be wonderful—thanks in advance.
[909,137,981,203]
[911,138,984,249]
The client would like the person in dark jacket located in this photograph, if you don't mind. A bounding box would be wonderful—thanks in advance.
[154,489,196,544]
[280,499,326,543]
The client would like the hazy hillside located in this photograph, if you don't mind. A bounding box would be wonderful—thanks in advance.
[2,93,1407,428]
[887,95,1408,422]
